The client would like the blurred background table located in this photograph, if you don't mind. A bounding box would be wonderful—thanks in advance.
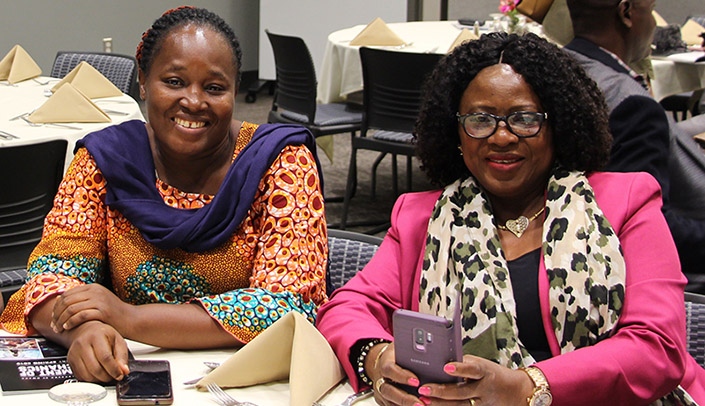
[651,57,705,102]
[0,77,144,172]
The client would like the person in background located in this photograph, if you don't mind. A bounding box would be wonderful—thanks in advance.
[317,32,704,405]
[0,6,327,383]
[563,0,705,292]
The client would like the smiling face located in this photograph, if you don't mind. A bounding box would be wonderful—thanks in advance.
[457,64,554,202]
[139,23,237,160]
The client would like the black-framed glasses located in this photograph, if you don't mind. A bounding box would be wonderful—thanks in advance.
[456,111,548,139]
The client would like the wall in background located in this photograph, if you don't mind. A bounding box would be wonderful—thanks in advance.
[0,1,258,75]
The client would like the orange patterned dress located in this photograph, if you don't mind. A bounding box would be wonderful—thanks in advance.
[0,122,328,344]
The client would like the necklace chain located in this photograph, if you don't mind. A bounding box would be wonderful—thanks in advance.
[497,207,545,238]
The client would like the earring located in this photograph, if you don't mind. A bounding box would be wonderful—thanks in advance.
[457,145,463,156]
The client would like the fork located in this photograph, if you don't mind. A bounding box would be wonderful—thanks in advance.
[313,388,374,406]
[206,382,259,406]
[20,115,82,130]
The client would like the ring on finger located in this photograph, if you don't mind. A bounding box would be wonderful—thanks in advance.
[375,377,386,393]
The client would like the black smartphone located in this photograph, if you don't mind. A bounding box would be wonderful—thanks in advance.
[116,360,173,405]
[393,306,463,387]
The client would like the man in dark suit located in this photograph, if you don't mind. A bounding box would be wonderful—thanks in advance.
[564,0,705,292]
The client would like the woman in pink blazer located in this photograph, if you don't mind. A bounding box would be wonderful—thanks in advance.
[317,33,705,406]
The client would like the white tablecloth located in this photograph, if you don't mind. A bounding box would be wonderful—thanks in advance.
[0,335,373,406]
[318,21,705,106]
[318,20,474,104]
[651,58,705,101]
[0,77,144,172]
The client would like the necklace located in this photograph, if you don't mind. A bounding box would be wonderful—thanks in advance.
[497,207,545,238]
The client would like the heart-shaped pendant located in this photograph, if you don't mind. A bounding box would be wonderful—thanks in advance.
[505,215,529,238]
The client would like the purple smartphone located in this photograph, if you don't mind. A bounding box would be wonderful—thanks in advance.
[392,306,463,386]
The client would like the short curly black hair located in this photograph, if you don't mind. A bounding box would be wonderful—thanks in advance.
[416,32,612,187]
[136,6,243,90]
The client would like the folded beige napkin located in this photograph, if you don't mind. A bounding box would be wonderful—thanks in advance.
[50,61,123,99]
[653,11,668,27]
[350,17,406,46]
[447,29,479,53]
[682,19,705,46]
[29,82,110,123]
[0,44,42,84]
[196,311,344,406]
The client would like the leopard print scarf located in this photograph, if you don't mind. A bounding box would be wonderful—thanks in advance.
[418,167,697,405]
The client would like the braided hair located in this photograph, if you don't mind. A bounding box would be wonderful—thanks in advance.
[136,6,243,90]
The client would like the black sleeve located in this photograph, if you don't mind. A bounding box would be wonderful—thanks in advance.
[606,95,672,201]
[606,95,705,281]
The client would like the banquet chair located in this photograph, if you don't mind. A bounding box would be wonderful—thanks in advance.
[265,30,362,142]
[50,51,139,99]
[326,228,383,296]
[340,47,442,230]
[686,291,705,367]
[0,140,67,302]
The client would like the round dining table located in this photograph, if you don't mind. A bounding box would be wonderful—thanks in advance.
[0,77,144,173]
[318,21,476,104]
[651,56,705,102]
[317,20,705,106]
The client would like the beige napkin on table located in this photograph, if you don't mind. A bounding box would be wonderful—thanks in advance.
[447,29,479,53]
[0,44,42,84]
[350,17,406,46]
[681,19,705,46]
[196,311,344,406]
[28,82,111,123]
[50,61,123,99]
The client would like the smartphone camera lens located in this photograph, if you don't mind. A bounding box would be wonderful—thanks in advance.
[414,328,425,345]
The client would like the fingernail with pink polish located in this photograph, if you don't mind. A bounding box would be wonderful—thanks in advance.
[407,377,420,387]
[418,386,431,396]
[444,364,456,373]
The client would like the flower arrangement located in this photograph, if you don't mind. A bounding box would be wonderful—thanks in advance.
[499,0,521,32]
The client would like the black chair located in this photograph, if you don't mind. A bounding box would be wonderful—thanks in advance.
[326,228,383,296]
[50,51,139,99]
[685,291,705,367]
[265,30,362,141]
[0,140,67,301]
[340,47,442,230]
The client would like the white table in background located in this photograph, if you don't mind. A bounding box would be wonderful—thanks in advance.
[0,77,144,172]
[651,57,705,102]
[318,20,473,104]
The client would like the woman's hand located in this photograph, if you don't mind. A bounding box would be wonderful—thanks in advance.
[417,354,534,405]
[367,347,535,406]
[364,342,426,406]
[65,320,130,383]
[51,284,134,336]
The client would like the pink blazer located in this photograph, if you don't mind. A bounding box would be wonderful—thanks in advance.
[316,172,705,405]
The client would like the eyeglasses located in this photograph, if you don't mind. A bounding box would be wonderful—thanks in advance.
[456,111,548,139]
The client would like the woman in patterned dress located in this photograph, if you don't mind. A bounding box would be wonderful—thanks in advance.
[316,33,704,405]
[0,7,327,383]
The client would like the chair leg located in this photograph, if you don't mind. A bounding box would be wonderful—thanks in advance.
[341,144,359,230]
[406,155,412,193]
[370,152,387,199]
[391,154,399,197]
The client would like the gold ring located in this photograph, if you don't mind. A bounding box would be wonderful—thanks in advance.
[374,377,386,393]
